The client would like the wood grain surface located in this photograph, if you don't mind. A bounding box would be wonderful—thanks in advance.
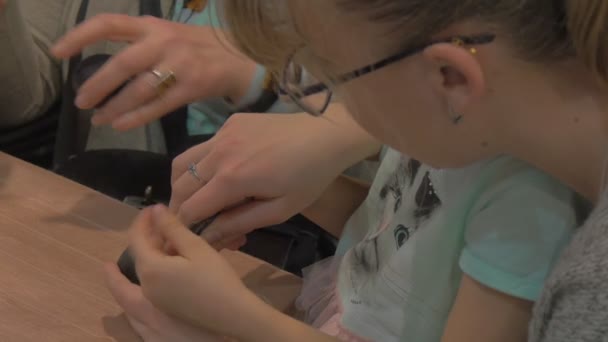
[0,153,300,342]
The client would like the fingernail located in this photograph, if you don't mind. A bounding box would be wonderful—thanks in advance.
[152,204,167,219]
[75,94,90,108]
[201,229,220,243]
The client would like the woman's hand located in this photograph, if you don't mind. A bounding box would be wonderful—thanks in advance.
[104,263,229,342]
[170,107,381,246]
[52,14,256,131]
[127,205,274,340]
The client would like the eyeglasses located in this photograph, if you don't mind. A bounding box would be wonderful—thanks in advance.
[279,33,496,116]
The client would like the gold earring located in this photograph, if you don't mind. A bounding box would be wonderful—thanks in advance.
[452,38,465,47]
[451,37,477,55]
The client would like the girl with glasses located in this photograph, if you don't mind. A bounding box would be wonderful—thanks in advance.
[108,1,608,341]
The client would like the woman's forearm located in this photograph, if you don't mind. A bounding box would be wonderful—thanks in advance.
[321,104,382,169]
[302,175,370,237]
[300,105,377,236]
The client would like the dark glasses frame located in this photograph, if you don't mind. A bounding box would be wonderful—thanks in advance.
[280,33,496,115]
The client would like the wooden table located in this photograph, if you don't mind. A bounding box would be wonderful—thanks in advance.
[0,153,301,342]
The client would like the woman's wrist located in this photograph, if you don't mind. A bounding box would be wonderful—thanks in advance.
[321,105,382,170]
[224,59,261,106]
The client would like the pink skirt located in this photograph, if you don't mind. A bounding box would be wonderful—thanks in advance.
[295,257,371,342]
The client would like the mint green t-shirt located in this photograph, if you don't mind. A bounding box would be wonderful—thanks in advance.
[172,0,234,135]
[172,0,295,136]
[329,148,577,341]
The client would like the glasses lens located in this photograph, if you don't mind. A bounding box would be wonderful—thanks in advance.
[281,61,331,115]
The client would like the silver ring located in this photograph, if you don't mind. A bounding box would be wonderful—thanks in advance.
[188,163,201,182]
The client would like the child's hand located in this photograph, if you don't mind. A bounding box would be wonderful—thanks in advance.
[119,206,340,342]
[126,205,268,339]
[104,263,229,342]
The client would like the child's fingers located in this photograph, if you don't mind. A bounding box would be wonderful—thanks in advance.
[125,315,151,341]
[104,263,152,320]
[152,205,211,259]
[130,209,167,269]
[128,208,153,243]
[104,263,162,340]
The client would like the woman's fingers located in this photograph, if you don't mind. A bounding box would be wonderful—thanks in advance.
[52,14,144,58]
[169,159,214,213]
[76,36,166,110]
[91,70,159,125]
[201,200,288,245]
[170,146,224,213]
[53,15,253,131]
[111,81,194,130]
[171,141,214,185]
[176,177,247,226]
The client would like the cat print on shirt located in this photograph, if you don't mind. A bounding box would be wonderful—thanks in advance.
[348,157,442,293]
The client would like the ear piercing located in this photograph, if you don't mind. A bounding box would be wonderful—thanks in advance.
[446,37,476,125]
[449,106,463,125]
[451,38,478,55]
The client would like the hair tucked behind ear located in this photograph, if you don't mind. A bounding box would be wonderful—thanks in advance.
[221,0,608,87]
[221,1,299,73]
[567,0,608,86]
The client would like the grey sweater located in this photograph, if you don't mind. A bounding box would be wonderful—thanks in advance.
[530,193,608,341]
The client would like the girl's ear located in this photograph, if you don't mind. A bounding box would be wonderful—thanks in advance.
[422,43,485,115]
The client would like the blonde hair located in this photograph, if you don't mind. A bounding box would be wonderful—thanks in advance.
[568,1,608,84]
[222,0,608,86]
[222,1,299,73]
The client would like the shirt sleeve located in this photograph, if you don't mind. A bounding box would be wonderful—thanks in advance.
[459,169,578,301]
[0,0,64,127]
